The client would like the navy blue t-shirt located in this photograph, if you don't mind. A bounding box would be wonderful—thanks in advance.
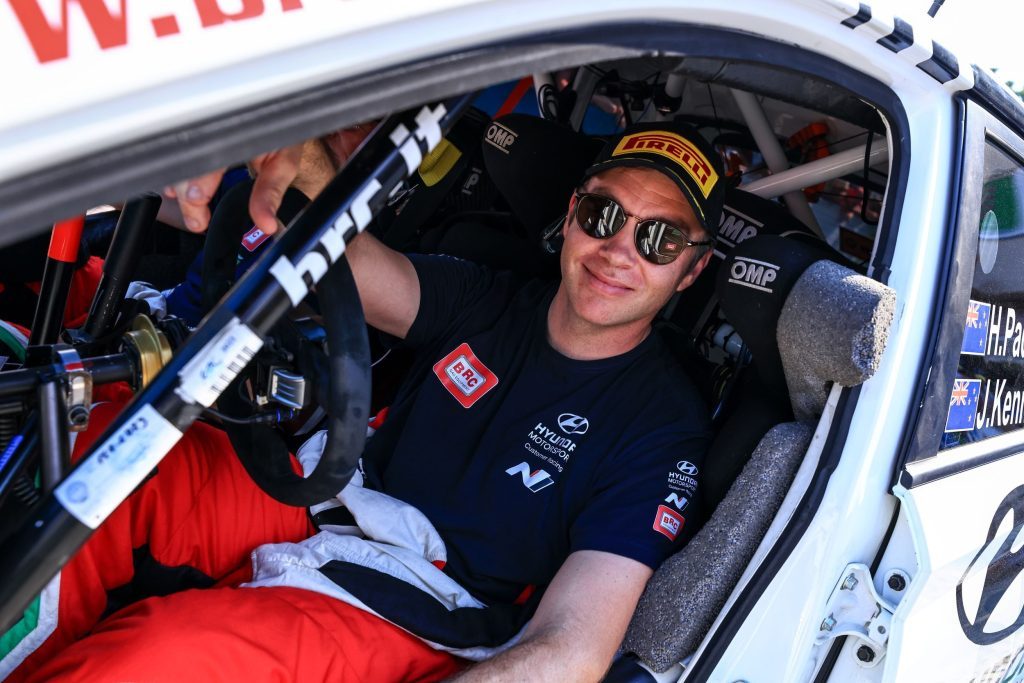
[363,255,710,605]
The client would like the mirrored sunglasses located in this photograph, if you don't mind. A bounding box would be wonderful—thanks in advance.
[573,191,715,265]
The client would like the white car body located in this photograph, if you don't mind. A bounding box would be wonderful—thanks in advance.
[1,1,1022,681]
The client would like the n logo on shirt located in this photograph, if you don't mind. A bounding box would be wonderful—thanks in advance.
[664,493,689,511]
[506,462,554,492]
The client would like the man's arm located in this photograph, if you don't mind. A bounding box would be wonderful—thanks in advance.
[450,550,653,683]
[344,232,420,339]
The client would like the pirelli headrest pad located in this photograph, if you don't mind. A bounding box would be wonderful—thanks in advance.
[778,260,896,420]
[481,114,603,236]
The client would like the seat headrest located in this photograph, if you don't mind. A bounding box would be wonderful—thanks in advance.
[718,235,895,419]
[670,188,819,338]
[718,235,834,392]
[777,260,895,419]
[480,114,604,238]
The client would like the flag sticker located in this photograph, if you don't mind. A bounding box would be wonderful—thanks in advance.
[945,378,982,432]
[961,300,991,355]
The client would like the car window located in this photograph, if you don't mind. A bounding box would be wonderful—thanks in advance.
[941,139,1024,450]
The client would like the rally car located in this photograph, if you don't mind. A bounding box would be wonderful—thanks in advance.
[0,0,1023,681]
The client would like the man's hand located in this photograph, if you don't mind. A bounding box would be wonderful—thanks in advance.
[164,144,304,234]
[448,551,653,682]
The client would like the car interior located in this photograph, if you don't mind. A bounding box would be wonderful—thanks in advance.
[0,49,900,680]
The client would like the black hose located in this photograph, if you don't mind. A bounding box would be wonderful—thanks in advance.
[84,193,162,339]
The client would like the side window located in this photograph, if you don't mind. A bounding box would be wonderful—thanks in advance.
[941,140,1024,450]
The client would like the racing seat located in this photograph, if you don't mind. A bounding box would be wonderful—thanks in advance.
[607,235,895,679]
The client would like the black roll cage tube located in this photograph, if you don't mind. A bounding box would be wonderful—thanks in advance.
[0,93,476,633]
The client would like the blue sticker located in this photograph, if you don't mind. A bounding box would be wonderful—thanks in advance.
[0,434,23,471]
[962,300,991,355]
[945,378,982,432]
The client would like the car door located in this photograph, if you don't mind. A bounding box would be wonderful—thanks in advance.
[893,99,1024,682]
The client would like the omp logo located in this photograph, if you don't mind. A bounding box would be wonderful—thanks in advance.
[728,256,779,293]
[612,132,719,198]
[717,208,763,248]
[652,505,685,541]
[676,461,699,476]
[665,493,689,511]
[557,413,589,435]
[432,343,498,409]
[506,462,554,492]
[485,122,517,154]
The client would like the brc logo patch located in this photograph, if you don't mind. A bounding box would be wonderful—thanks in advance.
[433,343,498,408]
[653,505,685,541]
[612,131,719,198]
[241,226,270,252]
[506,462,554,492]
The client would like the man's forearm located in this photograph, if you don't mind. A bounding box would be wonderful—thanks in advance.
[447,628,608,683]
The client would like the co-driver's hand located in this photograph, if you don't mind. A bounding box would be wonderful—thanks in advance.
[164,144,304,235]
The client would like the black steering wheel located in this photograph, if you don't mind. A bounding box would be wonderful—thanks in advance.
[200,179,371,507]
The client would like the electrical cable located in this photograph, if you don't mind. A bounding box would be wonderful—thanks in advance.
[203,406,298,426]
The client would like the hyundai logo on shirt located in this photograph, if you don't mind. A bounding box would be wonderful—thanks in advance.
[676,460,699,476]
[557,413,589,435]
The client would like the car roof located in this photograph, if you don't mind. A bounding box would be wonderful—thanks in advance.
[0,0,1018,242]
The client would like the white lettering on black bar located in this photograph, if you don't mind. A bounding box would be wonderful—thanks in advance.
[270,249,330,307]
[391,123,421,174]
[54,404,182,529]
[270,178,382,306]
[269,103,447,307]
[175,318,263,407]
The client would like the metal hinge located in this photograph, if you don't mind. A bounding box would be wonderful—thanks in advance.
[815,563,897,668]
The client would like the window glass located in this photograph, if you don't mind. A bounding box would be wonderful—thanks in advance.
[941,140,1024,450]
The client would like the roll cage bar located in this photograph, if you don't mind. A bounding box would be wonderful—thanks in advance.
[0,93,476,632]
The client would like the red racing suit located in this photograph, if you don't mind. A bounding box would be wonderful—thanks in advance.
[2,401,462,682]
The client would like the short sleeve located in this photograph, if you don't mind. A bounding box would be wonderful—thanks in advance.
[569,424,710,570]
[403,254,527,350]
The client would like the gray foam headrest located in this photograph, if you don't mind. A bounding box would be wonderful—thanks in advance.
[718,236,896,418]
[778,260,896,420]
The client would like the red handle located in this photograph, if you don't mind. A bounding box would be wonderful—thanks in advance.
[46,216,85,263]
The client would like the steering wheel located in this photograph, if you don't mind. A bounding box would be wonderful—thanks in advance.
[200,179,371,507]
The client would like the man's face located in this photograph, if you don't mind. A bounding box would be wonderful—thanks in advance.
[557,166,713,331]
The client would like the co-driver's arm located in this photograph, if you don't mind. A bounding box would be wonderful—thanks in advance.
[449,550,653,683]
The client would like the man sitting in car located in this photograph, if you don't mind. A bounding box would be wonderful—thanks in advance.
[9,120,722,683]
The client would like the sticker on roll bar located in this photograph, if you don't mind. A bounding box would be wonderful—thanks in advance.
[54,404,181,529]
[175,317,263,407]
